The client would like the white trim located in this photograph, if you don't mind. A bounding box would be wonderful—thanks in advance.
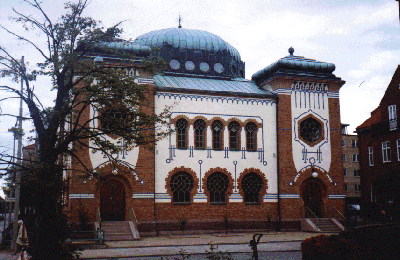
[382,141,391,163]
[69,194,94,199]
[132,193,155,199]
[368,146,374,166]
[329,194,346,199]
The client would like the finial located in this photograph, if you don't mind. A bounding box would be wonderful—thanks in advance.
[289,46,294,56]
[178,15,182,28]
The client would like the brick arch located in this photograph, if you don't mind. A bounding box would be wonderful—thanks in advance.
[95,162,135,196]
[294,166,333,202]
[237,168,268,203]
[299,177,328,217]
[192,116,210,126]
[202,167,234,204]
[170,115,190,125]
[210,117,227,127]
[243,119,262,129]
[165,166,199,204]
[226,117,245,128]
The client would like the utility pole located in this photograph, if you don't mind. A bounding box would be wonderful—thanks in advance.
[11,56,24,251]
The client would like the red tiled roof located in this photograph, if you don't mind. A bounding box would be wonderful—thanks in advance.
[356,107,381,131]
[23,143,36,150]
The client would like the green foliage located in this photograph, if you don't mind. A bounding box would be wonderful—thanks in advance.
[0,0,170,259]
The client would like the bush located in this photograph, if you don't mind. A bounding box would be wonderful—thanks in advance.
[301,234,365,260]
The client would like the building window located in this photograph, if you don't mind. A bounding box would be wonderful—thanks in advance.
[241,173,263,204]
[351,140,358,148]
[229,121,240,151]
[388,105,397,130]
[344,184,348,192]
[170,172,194,204]
[99,109,128,131]
[207,172,229,204]
[212,120,223,150]
[354,169,360,177]
[245,122,257,151]
[342,139,346,147]
[343,155,346,162]
[355,184,361,192]
[176,119,188,149]
[299,117,322,144]
[194,119,206,149]
[382,141,391,162]
[344,168,347,177]
[368,147,374,166]
[352,154,359,162]
[397,140,400,161]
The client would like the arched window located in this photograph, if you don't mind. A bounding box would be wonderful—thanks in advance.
[246,122,257,151]
[212,120,223,150]
[170,172,194,204]
[176,119,188,149]
[207,172,229,204]
[241,173,263,204]
[229,121,240,151]
[194,119,206,149]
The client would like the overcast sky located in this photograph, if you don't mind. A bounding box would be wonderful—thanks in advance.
[0,0,399,196]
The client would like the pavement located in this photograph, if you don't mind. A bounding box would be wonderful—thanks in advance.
[79,231,324,259]
[0,231,329,259]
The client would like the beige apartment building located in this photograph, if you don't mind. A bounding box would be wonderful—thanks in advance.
[342,124,361,205]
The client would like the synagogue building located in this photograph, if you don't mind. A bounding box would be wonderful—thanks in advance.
[68,26,346,238]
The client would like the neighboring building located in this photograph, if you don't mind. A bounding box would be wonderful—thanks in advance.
[341,124,361,205]
[67,26,346,235]
[356,65,400,218]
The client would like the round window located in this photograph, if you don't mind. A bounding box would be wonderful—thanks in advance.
[214,63,224,74]
[200,62,210,72]
[170,59,180,70]
[299,117,322,144]
[185,61,195,71]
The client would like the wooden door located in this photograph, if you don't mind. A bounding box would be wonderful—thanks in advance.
[302,181,323,218]
[100,180,126,221]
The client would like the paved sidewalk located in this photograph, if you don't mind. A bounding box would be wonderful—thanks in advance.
[79,231,324,259]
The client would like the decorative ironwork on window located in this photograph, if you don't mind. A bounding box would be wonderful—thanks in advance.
[170,172,194,204]
[246,123,257,151]
[207,172,229,204]
[229,121,240,151]
[212,120,223,150]
[176,119,188,149]
[241,173,263,204]
[194,119,206,149]
[299,117,322,144]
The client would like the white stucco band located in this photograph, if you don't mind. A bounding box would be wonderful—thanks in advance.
[154,92,278,200]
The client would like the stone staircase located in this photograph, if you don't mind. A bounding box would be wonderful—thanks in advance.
[101,221,140,241]
[302,218,345,233]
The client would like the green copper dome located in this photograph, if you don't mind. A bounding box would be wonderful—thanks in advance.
[134,28,245,78]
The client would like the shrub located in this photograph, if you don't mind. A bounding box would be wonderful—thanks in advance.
[301,234,365,260]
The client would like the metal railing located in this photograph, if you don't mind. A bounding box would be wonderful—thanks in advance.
[303,206,318,218]
[329,205,345,218]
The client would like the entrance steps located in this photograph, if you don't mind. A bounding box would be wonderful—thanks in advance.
[101,221,140,241]
[301,218,345,233]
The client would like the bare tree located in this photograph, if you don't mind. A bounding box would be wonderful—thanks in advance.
[0,1,169,259]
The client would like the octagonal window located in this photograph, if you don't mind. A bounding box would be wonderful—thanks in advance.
[299,117,322,144]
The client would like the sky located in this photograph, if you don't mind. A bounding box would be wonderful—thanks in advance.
[0,0,399,197]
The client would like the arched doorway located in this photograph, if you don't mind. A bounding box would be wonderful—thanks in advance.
[301,180,323,218]
[100,180,126,221]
